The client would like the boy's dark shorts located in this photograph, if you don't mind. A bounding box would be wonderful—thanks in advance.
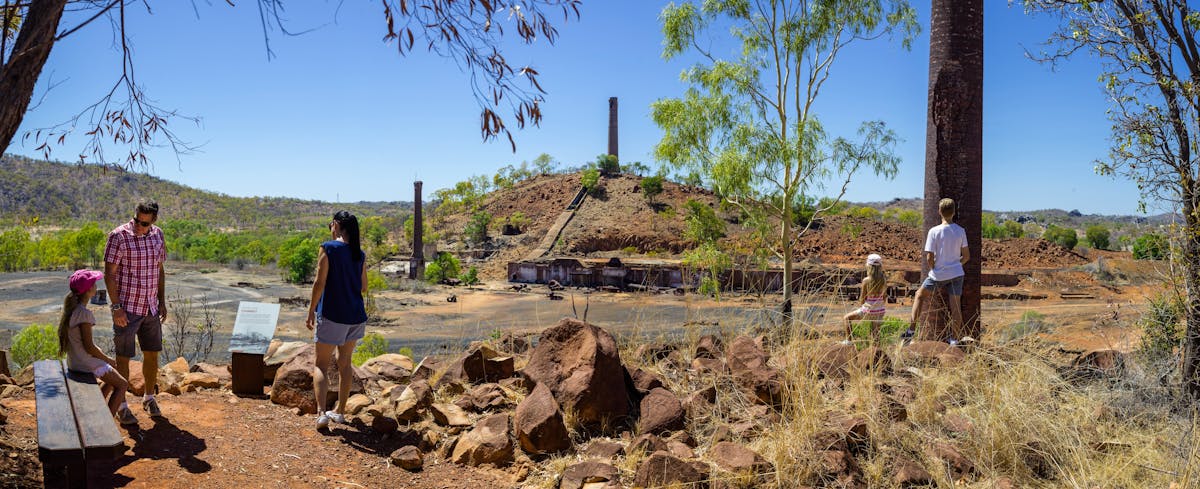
[921,275,964,296]
[112,312,163,357]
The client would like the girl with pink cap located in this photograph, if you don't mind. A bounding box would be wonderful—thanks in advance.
[842,254,888,344]
[59,269,133,424]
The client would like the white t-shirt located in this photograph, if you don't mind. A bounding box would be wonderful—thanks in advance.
[924,223,968,281]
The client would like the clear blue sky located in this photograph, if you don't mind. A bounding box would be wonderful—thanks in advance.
[13,1,1147,215]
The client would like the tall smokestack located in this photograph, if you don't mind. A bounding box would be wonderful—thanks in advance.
[410,181,425,280]
[607,97,618,160]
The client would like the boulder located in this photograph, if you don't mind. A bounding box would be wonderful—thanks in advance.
[126,360,146,396]
[690,357,726,374]
[460,383,508,412]
[902,341,965,366]
[269,344,365,414]
[694,334,723,359]
[583,440,625,460]
[431,403,472,427]
[522,318,631,428]
[361,354,413,383]
[683,386,717,416]
[344,394,373,415]
[159,357,190,395]
[1067,349,1128,380]
[726,336,782,406]
[629,434,666,455]
[893,458,932,487]
[392,381,432,423]
[854,346,893,375]
[638,388,685,435]
[711,441,772,476]
[666,440,695,459]
[13,365,33,387]
[450,413,514,466]
[496,332,530,354]
[390,445,423,471]
[442,344,515,385]
[559,461,619,489]
[632,451,710,488]
[189,363,232,383]
[929,441,975,479]
[264,340,309,382]
[514,383,571,455]
[180,372,221,392]
[364,404,399,434]
[499,376,530,392]
[628,368,665,395]
[814,342,857,378]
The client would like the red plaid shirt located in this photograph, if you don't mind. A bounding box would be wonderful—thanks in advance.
[104,220,166,316]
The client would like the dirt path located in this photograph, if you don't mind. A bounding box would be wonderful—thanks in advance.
[0,390,515,488]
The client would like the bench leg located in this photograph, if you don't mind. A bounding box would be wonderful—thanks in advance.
[67,459,87,489]
[41,461,86,489]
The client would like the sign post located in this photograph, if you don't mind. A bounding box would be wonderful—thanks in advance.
[228,302,281,395]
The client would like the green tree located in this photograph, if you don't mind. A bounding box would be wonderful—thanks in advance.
[464,211,492,246]
[424,252,461,283]
[68,223,105,268]
[683,199,725,244]
[654,0,916,318]
[1133,233,1168,260]
[981,213,1004,239]
[640,175,664,206]
[595,153,619,175]
[0,228,31,272]
[532,153,559,174]
[682,242,731,300]
[1085,225,1110,250]
[278,235,319,283]
[1024,0,1200,398]
[1043,225,1078,250]
[1003,220,1024,239]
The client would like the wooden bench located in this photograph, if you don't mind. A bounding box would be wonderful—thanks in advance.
[34,360,125,488]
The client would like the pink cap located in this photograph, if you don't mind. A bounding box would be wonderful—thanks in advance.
[69,269,104,294]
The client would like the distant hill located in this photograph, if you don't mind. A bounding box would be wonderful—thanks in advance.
[0,156,412,230]
[857,197,1175,229]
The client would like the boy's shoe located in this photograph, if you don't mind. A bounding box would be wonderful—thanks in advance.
[325,411,346,424]
[316,413,331,430]
[117,406,138,426]
[143,397,163,418]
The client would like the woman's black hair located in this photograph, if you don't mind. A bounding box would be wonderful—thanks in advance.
[333,210,364,263]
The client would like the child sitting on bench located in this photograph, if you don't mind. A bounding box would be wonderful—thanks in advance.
[58,269,133,425]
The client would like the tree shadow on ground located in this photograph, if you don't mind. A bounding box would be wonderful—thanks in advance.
[326,419,422,457]
[101,417,211,487]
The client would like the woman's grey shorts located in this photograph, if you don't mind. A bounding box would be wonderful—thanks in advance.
[313,316,366,346]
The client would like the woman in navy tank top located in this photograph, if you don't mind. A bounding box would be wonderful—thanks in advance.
[305,210,369,431]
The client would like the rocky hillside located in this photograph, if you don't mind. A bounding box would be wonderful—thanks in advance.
[0,155,411,229]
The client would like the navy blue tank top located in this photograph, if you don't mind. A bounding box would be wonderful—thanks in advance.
[316,240,367,324]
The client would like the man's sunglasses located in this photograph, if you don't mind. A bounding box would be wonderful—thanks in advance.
[135,218,153,227]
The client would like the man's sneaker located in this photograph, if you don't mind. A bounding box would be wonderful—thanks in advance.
[143,397,163,418]
[325,411,346,424]
[116,406,138,426]
[316,413,331,430]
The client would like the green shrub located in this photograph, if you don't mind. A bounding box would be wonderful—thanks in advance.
[849,206,880,220]
[464,211,492,246]
[12,323,60,368]
[1136,293,1182,367]
[424,252,461,283]
[684,199,725,244]
[596,153,620,175]
[398,346,414,358]
[460,266,480,286]
[581,168,601,195]
[1086,225,1110,250]
[506,212,530,232]
[640,175,664,204]
[1003,220,1024,239]
[850,316,909,345]
[1043,225,1078,250]
[352,332,389,367]
[698,276,721,298]
[278,236,319,283]
[982,213,1004,239]
[1132,233,1168,260]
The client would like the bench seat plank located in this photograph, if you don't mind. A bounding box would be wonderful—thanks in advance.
[63,364,125,459]
[34,360,83,465]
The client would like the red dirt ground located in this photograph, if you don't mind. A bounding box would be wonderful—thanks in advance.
[0,389,516,488]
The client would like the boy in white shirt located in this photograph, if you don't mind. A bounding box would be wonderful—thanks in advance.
[911,198,970,341]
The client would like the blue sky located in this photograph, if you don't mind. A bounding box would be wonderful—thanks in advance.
[13,1,1147,215]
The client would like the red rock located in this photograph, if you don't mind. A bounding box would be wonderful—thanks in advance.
[902,341,965,366]
[629,368,665,395]
[450,413,514,466]
[560,460,619,489]
[893,458,932,487]
[727,336,782,406]
[854,346,893,375]
[638,387,685,435]
[523,318,631,428]
[389,445,423,471]
[632,451,710,488]
[711,441,772,475]
[929,441,975,478]
[694,334,723,359]
[814,342,858,378]
[583,439,625,460]
[514,383,571,455]
[269,344,365,415]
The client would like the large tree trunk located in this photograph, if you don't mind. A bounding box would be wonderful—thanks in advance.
[1182,194,1200,398]
[922,0,983,341]
[0,0,67,156]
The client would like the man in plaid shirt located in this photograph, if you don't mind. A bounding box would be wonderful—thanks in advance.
[103,201,167,424]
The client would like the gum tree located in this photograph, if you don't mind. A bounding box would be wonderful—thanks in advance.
[653,0,917,331]
[1024,0,1200,398]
